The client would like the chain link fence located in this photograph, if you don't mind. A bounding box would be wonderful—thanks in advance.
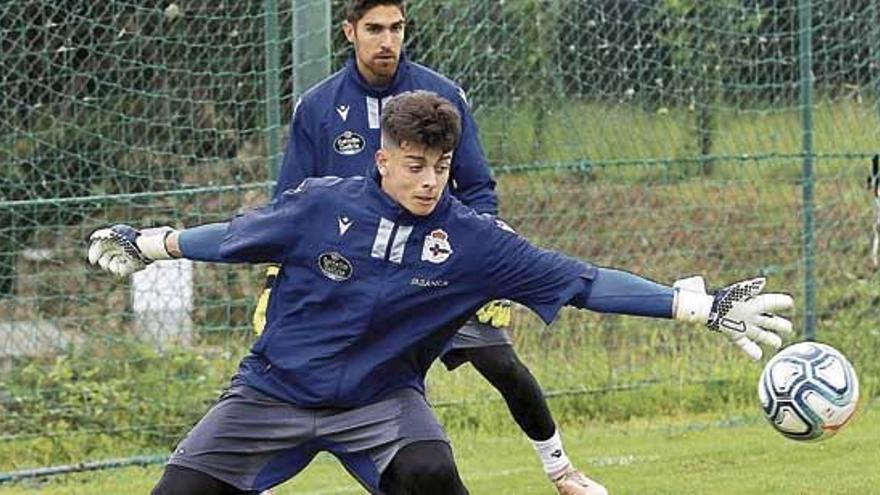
[1,0,879,479]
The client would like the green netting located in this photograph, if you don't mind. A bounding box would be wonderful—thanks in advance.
[0,0,294,473]
[1,0,880,479]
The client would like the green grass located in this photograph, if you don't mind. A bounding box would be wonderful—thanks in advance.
[4,402,878,494]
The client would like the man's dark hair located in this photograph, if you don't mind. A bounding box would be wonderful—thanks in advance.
[346,0,406,23]
[381,91,461,153]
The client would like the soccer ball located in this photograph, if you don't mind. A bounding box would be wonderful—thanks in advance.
[758,342,859,441]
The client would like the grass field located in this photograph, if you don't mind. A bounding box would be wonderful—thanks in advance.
[3,400,877,495]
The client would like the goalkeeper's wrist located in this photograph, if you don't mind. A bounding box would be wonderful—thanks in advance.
[136,227,176,261]
[672,288,713,324]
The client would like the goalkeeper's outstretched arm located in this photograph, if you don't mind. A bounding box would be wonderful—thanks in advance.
[87,216,291,278]
[483,226,794,361]
[89,188,307,276]
[88,222,239,276]
[170,223,230,261]
[567,267,794,361]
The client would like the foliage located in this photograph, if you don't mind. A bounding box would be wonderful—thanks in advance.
[0,341,230,469]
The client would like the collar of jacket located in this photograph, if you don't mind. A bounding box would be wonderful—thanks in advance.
[364,165,452,224]
[346,52,411,97]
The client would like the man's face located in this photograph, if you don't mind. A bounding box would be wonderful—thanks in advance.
[376,141,451,216]
[344,5,405,86]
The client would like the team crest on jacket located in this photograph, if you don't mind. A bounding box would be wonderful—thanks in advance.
[421,229,453,264]
[333,131,365,155]
[318,251,353,281]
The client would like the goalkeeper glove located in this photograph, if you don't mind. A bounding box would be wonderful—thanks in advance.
[476,299,513,328]
[674,276,793,360]
[88,225,175,277]
[252,265,280,336]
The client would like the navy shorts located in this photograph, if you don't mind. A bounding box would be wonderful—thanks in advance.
[167,380,448,493]
[439,318,513,370]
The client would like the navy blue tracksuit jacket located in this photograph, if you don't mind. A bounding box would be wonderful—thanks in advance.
[215,170,597,408]
[276,54,497,215]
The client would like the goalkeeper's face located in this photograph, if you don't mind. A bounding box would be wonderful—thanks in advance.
[344,5,405,86]
[376,141,452,216]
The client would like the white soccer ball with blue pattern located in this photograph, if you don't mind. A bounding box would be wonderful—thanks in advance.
[758,341,859,441]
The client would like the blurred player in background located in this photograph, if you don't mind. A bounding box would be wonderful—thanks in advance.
[89,90,794,495]
[253,0,601,492]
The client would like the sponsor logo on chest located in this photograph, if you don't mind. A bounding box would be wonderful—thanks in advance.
[410,277,449,288]
[318,251,353,281]
[333,131,365,156]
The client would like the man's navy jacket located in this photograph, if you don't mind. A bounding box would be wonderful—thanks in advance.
[276,55,497,215]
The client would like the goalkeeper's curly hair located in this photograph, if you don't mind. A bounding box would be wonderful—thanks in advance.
[381,91,461,154]
[346,0,406,23]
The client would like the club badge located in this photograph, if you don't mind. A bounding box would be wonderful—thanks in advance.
[333,131,365,156]
[421,229,453,264]
[318,251,353,281]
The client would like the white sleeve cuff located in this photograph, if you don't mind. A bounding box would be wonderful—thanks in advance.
[673,288,713,324]
[136,227,175,260]
[672,276,713,324]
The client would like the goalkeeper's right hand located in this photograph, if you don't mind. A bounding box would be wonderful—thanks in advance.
[475,299,512,328]
[674,276,794,360]
[88,225,175,277]
[252,265,280,336]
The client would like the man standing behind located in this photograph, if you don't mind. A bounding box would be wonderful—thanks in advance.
[252,1,602,493]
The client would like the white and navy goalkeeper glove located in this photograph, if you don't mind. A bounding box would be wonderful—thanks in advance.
[88,225,175,277]
[674,276,794,360]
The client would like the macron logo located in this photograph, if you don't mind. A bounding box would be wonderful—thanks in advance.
[336,105,350,122]
[338,216,353,236]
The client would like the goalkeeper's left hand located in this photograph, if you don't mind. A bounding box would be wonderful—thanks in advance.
[476,299,512,328]
[88,224,175,277]
[674,276,794,360]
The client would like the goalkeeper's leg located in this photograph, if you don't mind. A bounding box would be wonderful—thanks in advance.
[461,343,608,495]
[379,441,468,495]
[152,464,257,495]
[464,344,555,440]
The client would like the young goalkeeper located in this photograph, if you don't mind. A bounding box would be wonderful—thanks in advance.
[89,91,794,495]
